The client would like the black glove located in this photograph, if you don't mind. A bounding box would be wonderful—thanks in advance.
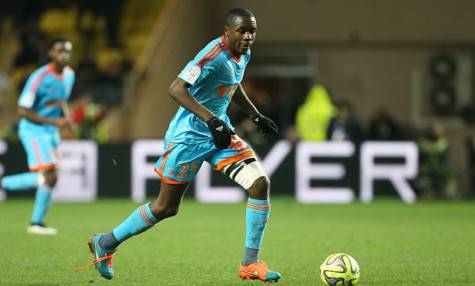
[206,116,235,148]
[252,114,278,138]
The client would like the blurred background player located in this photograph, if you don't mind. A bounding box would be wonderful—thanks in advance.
[0,38,75,235]
[85,8,281,283]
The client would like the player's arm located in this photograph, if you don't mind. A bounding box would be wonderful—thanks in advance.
[17,106,68,128]
[232,83,259,119]
[169,78,234,148]
[168,78,215,122]
[233,83,278,137]
[60,100,75,137]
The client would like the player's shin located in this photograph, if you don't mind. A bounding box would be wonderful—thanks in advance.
[100,202,160,250]
[243,198,270,265]
[31,184,53,224]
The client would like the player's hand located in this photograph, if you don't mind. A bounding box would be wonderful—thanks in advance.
[206,116,235,149]
[252,114,278,138]
[54,117,68,128]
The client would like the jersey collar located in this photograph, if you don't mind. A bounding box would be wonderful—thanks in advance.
[221,35,241,63]
[47,63,64,80]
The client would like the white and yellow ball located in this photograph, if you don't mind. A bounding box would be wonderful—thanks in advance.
[320,253,360,286]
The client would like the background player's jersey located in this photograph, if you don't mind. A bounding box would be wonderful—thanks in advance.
[17,63,75,134]
[166,36,251,143]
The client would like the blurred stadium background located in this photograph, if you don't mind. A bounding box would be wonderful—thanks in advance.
[0,0,475,285]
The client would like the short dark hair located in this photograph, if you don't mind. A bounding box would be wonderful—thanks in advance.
[49,37,71,50]
[225,8,255,26]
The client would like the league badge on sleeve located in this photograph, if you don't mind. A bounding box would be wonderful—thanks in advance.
[182,65,202,85]
[19,91,35,108]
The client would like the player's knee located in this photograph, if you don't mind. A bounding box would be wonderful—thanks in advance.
[43,170,58,187]
[151,204,179,220]
[248,176,270,199]
[253,176,270,192]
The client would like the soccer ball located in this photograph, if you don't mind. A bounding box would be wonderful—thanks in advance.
[320,253,360,286]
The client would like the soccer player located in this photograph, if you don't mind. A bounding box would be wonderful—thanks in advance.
[87,8,281,282]
[0,38,75,235]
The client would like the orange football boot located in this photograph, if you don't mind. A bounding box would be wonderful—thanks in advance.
[239,260,281,282]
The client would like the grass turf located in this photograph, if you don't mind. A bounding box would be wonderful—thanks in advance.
[0,198,474,285]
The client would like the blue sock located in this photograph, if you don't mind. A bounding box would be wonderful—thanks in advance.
[243,198,270,265]
[2,172,38,191]
[31,185,53,224]
[109,203,159,247]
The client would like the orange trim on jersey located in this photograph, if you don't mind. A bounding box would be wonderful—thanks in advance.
[30,163,57,172]
[214,151,255,171]
[29,68,50,94]
[221,35,241,63]
[153,167,188,185]
[158,142,175,173]
[31,139,43,166]
[198,44,224,67]
[204,45,220,58]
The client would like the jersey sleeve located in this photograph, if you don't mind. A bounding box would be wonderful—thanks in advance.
[18,70,43,109]
[178,42,224,86]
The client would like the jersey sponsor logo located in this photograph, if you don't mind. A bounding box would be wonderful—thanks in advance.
[45,100,59,108]
[217,84,238,98]
[182,65,201,85]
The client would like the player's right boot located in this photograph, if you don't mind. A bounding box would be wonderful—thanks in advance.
[88,234,116,280]
[239,259,281,282]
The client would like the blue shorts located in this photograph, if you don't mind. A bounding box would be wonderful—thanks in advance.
[155,135,255,184]
[19,130,60,171]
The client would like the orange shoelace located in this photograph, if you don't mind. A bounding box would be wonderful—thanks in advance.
[72,254,114,272]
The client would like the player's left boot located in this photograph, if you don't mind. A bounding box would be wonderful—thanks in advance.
[88,234,116,280]
[239,259,281,282]
[27,223,58,235]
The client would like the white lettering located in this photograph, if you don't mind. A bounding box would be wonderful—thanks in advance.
[53,140,98,202]
[360,142,418,203]
[131,140,164,202]
[296,142,355,203]
[195,140,292,203]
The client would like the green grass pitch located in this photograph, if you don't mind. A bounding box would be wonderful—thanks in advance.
[0,198,474,285]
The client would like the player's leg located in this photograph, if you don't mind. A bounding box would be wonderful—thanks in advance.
[1,133,44,191]
[1,172,40,190]
[211,135,281,282]
[18,131,59,235]
[87,140,203,280]
[99,181,190,251]
[88,182,190,280]
[28,168,58,235]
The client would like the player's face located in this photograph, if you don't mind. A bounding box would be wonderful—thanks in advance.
[49,41,73,66]
[225,16,257,56]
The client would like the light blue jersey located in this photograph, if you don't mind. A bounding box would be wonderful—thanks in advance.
[166,36,251,143]
[17,63,75,170]
[18,63,75,134]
